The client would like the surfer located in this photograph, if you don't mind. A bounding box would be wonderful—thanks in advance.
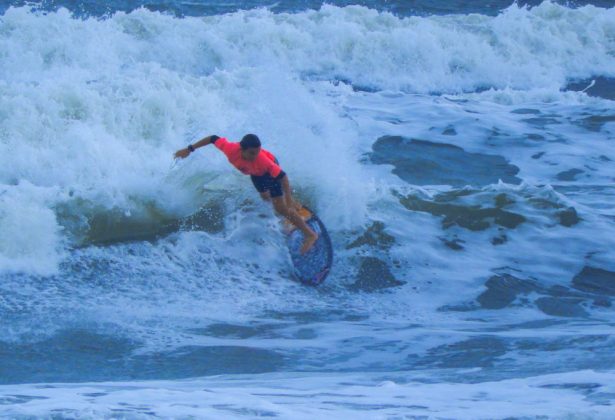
[174,134,319,254]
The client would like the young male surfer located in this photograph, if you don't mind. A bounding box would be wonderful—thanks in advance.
[174,134,319,254]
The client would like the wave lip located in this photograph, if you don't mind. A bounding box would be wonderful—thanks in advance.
[0,182,65,275]
[2,1,614,93]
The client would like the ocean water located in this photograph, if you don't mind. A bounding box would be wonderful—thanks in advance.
[1,0,615,418]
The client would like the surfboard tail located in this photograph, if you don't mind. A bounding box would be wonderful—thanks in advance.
[287,205,333,286]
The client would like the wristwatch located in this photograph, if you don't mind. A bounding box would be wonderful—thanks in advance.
[187,144,195,152]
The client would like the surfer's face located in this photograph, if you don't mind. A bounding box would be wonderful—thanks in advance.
[241,147,260,161]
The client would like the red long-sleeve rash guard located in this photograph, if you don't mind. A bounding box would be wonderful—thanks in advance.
[212,137,284,178]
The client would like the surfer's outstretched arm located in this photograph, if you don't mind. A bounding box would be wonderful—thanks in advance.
[174,135,219,159]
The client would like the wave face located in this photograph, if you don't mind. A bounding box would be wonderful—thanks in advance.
[1,1,615,417]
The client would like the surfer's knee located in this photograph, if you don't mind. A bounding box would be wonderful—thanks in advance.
[274,204,288,216]
[272,199,288,216]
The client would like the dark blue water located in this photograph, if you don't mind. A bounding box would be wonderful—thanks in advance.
[3,0,615,16]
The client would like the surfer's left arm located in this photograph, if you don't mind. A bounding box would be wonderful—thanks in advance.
[174,135,219,159]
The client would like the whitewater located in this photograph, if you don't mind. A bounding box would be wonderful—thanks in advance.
[1,0,615,418]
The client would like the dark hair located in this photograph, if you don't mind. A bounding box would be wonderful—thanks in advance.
[240,134,261,150]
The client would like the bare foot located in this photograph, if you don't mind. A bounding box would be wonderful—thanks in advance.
[301,231,319,254]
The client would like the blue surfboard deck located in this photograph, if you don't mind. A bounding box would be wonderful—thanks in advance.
[285,206,333,286]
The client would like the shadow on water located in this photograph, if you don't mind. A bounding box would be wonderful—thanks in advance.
[441,267,614,317]
[573,266,615,296]
[398,193,527,232]
[566,76,615,101]
[371,136,521,187]
[55,199,226,247]
[392,187,580,249]
[404,331,615,384]
[349,256,405,292]
[0,329,286,385]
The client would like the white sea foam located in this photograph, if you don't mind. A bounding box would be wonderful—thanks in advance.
[1,370,614,419]
[1,1,614,272]
[0,182,65,275]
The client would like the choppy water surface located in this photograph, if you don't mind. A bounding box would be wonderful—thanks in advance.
[1,0,614,417]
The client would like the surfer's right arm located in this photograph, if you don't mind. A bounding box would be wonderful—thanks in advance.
[174,135,220,159]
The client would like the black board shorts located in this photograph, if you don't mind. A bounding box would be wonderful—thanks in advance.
[251,173,283,198]
[250,157,284,198]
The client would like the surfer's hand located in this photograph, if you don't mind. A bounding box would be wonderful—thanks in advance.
[174,148,191,159]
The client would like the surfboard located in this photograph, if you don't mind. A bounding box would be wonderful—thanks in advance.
[284,205,333,285]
